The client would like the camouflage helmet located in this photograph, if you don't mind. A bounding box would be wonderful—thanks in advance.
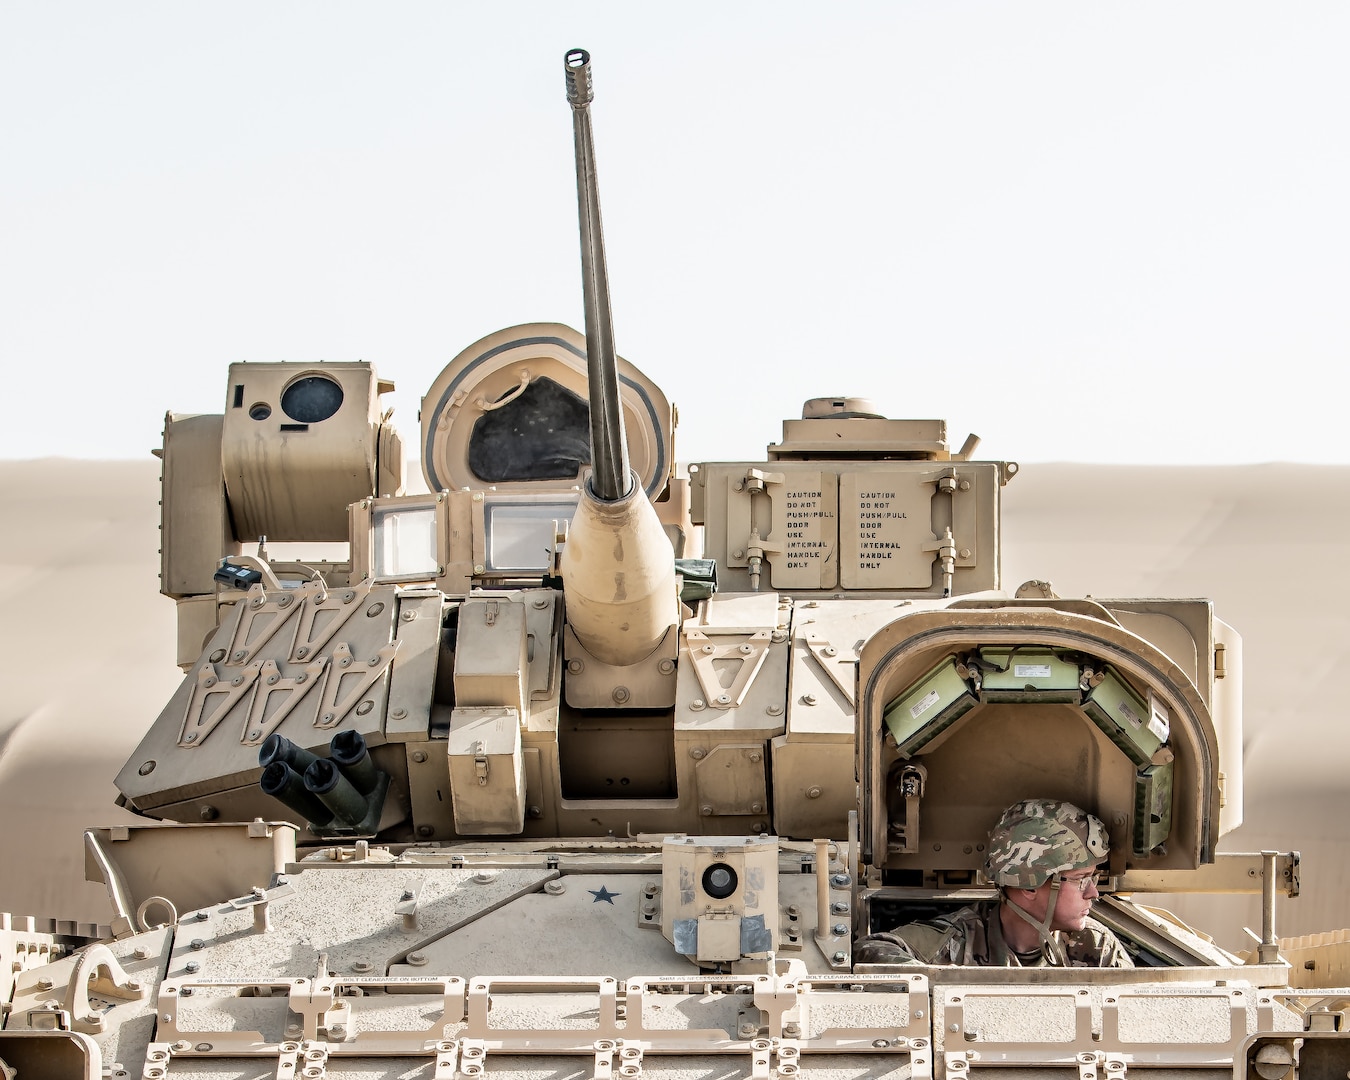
[982,798,1110,888]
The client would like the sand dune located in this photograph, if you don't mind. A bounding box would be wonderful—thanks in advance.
[0,457,1345,949]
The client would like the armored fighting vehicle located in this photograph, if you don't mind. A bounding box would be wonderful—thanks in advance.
[2,49,1347,1080]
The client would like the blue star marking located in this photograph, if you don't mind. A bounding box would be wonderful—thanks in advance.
[588,885,620,904]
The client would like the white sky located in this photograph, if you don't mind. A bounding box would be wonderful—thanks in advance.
[4,2,1349,467]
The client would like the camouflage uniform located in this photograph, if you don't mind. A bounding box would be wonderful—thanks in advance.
[854,901,1132,967]
[856,798,1133,968]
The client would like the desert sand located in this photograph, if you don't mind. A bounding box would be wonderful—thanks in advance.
[0,456,1345,950]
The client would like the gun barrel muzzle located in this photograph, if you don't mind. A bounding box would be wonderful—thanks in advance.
[565,48,593,106]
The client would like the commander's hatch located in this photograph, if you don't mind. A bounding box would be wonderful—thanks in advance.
[855,601,1224,885]
[420,323,674,500]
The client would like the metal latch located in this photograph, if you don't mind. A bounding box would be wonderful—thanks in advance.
[474,741,489,785]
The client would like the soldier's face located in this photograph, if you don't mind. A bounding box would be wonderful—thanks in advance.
[1014,870,1099,932]
[1047,870,1099,931]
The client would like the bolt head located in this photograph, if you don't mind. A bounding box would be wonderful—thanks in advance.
[832,951,847,964]
[832,922,849,936]
[700,805,714,817]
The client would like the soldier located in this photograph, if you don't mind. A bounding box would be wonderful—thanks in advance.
[856,798,1134,967]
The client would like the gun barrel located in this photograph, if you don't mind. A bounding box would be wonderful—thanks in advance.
[565,47,630,503]
[560,50,677,670]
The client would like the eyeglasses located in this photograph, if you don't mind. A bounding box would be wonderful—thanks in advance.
[1060,873,1099,895]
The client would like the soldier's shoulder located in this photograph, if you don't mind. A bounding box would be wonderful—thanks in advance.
[1064,916,1133,967]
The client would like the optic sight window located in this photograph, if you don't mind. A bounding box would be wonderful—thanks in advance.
[281,374,344,424]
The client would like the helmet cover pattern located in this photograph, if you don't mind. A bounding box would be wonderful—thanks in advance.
[982,798,1110,888]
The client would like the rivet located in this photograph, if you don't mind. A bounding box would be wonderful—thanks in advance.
[567,659,584,674]
[232,650,246,662]
[658,658,675,675]
[407,951,428,966]
[473,564,486,574]
[296,646,310,658]
[417,825,434,837]
[690,748,705,759]
[806,786,822,799]
[700,805,714,817]
[392,706,408,720]
[185,733,197,743]
[532,597,549,609]
[751,802,763,813]
[701,643,715,654]
[801,694,817,706]
[356,700,374,715]
[411,750,427,763]
[767,704,784,716]
[748,752,761,763]
[402,609,418,621]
